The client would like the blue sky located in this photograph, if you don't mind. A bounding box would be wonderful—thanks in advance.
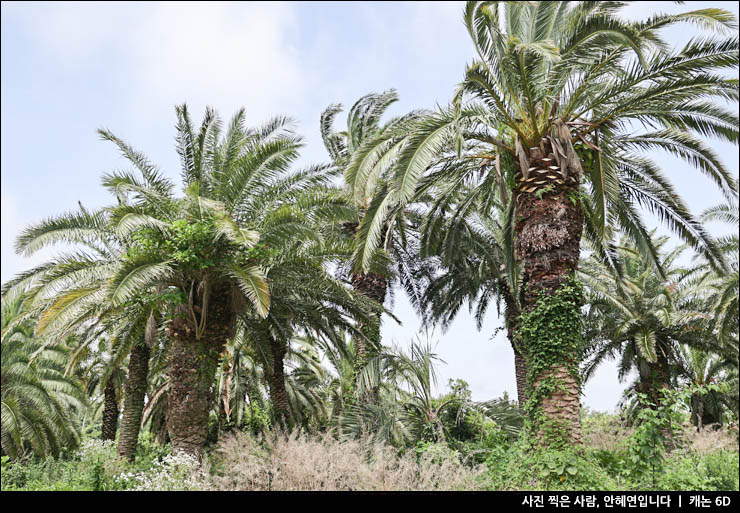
[2,1,738,410]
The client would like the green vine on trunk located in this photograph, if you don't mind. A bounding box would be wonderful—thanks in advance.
[517,278,585,447]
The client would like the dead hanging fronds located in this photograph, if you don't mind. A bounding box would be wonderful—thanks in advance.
[549,118,583,180]
[515,135,529,179]
[145,309,157,348]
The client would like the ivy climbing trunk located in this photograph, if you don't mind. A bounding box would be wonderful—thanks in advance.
[514,139,585,446]
[101,379,118,441]
[166,284,233,458]
[268,337,290,429]
[117,342,150,461]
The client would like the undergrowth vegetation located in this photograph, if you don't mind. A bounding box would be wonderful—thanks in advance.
[3,397,738,491]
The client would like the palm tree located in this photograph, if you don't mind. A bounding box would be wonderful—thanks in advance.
[581,237,714,410]
[320,91,428,374]
[674,346,734,430]
[339,341,452,446]
[241,247,376,429]
[1,296,86,460]
[3,191,166,459]
[415,177,525,404]
[352,1,738,444]
[699,204,739,353]
[10,106,317,457]
[68,336,126,442]
[68,305,156,461]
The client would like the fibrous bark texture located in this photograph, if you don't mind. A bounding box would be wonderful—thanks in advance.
[166,283,233,458]
[268,337,290,429]
[514,139,585,445]
[101,380,118,442]
[117,342,150,461]
[351,271,388,362]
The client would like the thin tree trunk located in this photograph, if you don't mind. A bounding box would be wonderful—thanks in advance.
[514,142,585,446]
[268,337,290,429]
[351,271,388,364]
[351,270,388,406]
[117,342,150,461]
[166,284,233,459]
[513,350,528,408]
[101,379,118,441]
[502,283,527,408]
[154,417,170,446]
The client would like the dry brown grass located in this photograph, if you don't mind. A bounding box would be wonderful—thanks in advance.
[681,423,740,454]
[583,412,740,455]
[198,430,485,491]
[582,413,633,452]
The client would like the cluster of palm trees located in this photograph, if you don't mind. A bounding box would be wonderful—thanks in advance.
[1,2,738,461]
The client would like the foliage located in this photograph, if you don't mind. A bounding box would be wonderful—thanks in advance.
[518,279,585,445]
[483,440,618,491]
[1,297,86,460]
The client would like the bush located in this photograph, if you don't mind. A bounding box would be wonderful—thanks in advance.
[199,430,484,491]
[483,442,618,491]
[117,452,203,491]
[0,437,195,491]
[655,450,739,491]
[1,440,124,491]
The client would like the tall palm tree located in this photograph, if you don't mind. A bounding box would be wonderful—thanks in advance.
[415,178,526,405]
[320,91,428,373]
[352,1,738,444]
[10,106,321,457]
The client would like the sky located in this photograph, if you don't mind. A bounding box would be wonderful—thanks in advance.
[2,1,738,411]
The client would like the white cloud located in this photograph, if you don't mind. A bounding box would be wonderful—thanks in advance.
[5,2,308,122]
[126,2,305,120]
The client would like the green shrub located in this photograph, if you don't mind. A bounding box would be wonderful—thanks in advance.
[482,440,617,491]
[656,450,740,491]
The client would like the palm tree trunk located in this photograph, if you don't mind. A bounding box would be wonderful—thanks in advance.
[154,416,170,446]
[268,337,290,429]
[514,148,585,446]
[502,283,527,408]
[351,271,388,364]
[696,396,704,432]
[166,285,233,458]
[351,270,388,405]
[101,379,118,441]
[117,342,150,461]
[654,349,675,450]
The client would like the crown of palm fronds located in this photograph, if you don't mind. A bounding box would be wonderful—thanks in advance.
[351,1,738,274]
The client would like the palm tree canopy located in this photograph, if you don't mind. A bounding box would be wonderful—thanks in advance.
[352,1,738,273]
